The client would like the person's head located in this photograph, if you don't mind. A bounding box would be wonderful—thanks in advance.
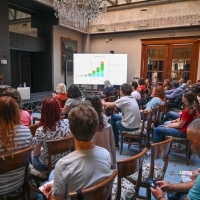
[86,95,105,131]
[68,103,99,141]
[145,79,150,86]
[0,96,20,153]
[67,84,82,98]
[197,79,200,86]
[171,80,179,88]
[152,85,165,99]
[40,98,61,132]
[179,78,185,85]
[186,80,192,85]
[104,80,112,87]
[187,118,200,156]
[163,79,170,86]
[120,83,132,96]
[182,90,196,105]
[2,87,22,109]
[138,78,145,86]
[56,83,66,94]
[131,81,138,91]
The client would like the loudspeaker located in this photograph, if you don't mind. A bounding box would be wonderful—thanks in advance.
[110,50,114,54]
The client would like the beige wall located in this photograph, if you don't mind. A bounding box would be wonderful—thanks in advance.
[90,28,200,84]
[53,25,84,90]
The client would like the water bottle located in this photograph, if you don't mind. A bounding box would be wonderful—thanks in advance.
[24,82,26,87]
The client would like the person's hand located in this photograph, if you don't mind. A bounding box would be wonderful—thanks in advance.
[190,168,200,180]
[101,99,105,105]
[156,180,174,193]
[150,186,164,199]
[43,183,53,200]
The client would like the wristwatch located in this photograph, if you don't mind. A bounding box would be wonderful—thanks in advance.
[157,196,165,200]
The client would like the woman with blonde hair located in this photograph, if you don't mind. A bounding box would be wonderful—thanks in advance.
[0,96,32,195]
[53,83,68,107]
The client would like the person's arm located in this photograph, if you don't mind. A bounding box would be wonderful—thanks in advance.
[156,180,195,193]
[32,144,42,156]
[165,119,186,129]
[62,105,69,114]
[101,99,115,108]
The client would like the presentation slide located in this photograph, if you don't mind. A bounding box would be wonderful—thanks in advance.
[73,54,127,85]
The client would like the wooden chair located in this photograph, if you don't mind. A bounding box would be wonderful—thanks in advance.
[69,170,118,200]
[120,110,152,154]
[29,136,75,183]
[0,146,33,200]
[104,96,115,117]
[0,75,3,85]
[114,89,119,100]
[108,90,114,97]
[29,123,41,136]
[116,148,148,200]
[157,103,167,126]
[126,136,173,200]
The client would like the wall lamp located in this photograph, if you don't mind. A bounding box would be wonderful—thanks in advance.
[1,55,7,65]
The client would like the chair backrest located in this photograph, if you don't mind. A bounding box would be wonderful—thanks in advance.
[69,170,118,200]
[151,106,159,127]
[108,90,114,97]
[29,123,40,136]
[149,136,173,177]
[141,110,152,134]
[0,146,33,197]
[157,103,167,125]
[46,136,75,175]
[114,89,119,100]
[107,96,115,102]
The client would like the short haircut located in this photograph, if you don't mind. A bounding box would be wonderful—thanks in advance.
[131,81,138,89]
[121,83,132,96]
[171,80,179,88]
[40,98,61,132]
[67,84,82,98]
[56,83,66,94]
[138,78,145,85]
[187,118,200,139]
[2,87,22,109]
[68,103,99,141]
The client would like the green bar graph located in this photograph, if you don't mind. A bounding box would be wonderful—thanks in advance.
[79,61,105,77]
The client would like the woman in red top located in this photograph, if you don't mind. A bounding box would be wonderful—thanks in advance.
[137,78,146,98]
[153,90,199,143]
[52,83,68,107]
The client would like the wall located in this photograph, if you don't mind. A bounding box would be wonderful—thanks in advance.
[0,0,10,85]
[53,25,84,90]
[90,28,200,84]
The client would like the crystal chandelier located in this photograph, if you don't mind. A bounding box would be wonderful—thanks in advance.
[53,0,107,28]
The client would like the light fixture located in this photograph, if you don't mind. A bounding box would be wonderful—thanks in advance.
[1,55,7,65]
[53,0,107,28]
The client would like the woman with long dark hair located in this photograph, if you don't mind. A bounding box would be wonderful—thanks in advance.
[31,98,71,171]
[153,90,199,143]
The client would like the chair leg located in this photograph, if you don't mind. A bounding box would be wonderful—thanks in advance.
[186,142,191,166]
[120,134,123,155]
[116,176,122,200]
[147,187,151,200]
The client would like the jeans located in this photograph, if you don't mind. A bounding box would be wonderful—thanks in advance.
[153,125,186,143]
[110,114,139,144]
[31,154,48,171]
[162,111,180,123]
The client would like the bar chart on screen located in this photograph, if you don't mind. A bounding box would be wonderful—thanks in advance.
[74,54,127,85]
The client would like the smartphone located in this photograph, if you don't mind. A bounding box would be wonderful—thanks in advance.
[146,177,157,189]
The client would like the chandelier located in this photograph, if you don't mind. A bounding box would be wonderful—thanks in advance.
[53,0,107,28]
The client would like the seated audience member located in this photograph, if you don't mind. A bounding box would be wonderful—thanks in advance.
[99,80,113,98]
[186,80,193,89]
[52,83,68,107]
[86,95,116,169]
[31,98,71,171]
[153,90,199,143]
[145,79,152,96]
[137,78,146,98]
[145,85,165,111]
[165,80,184,108]
[101,83,141,148]
[2,88,31,126]
[150,118,200,200]
[178,78,186,90]
[0,96,32,196]
[43,103,112,200]
[131,81,141,100]
[163,79,172,91]
[62,84,82,115]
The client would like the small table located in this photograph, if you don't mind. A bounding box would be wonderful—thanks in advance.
[17,87,30,100]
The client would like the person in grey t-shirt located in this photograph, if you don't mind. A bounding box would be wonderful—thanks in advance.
[43,103,112,200]
[101,83,141,148]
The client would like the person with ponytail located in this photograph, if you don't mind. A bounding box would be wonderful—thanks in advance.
[153,90,199,143]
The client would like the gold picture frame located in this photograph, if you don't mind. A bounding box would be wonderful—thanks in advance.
[61,37,77,73]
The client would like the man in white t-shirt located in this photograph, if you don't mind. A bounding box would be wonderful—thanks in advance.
[101,83,141,148]
[131,81,141,100]
[43,103,112,200]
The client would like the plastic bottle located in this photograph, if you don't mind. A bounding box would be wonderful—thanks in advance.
[24,82,26,87]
